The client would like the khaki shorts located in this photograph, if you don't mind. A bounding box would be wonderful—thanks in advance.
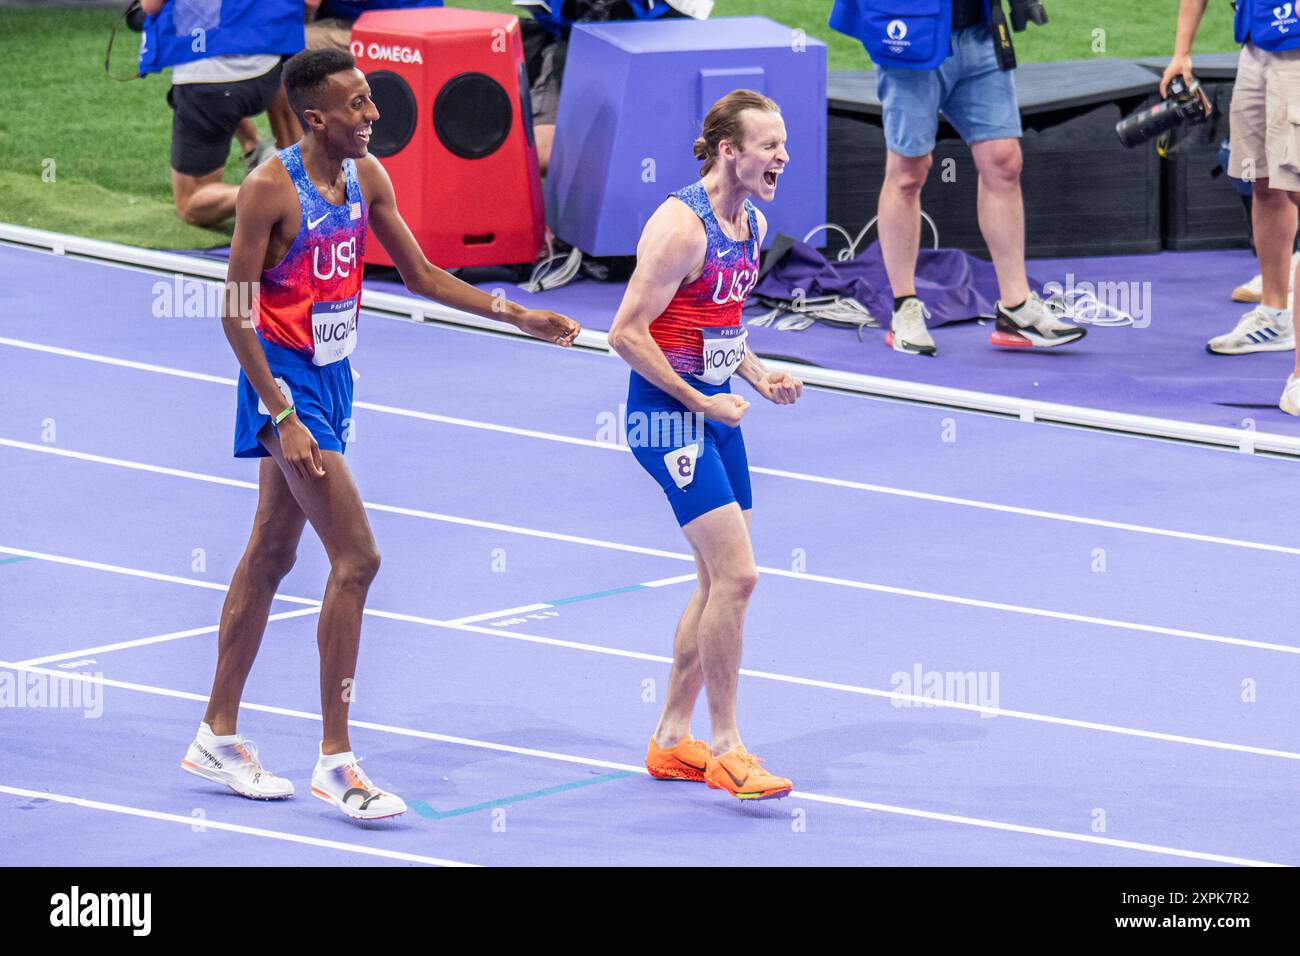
[306,17,353,52]
[1228,42,1300,192]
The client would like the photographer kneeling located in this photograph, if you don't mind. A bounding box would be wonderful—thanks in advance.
[139,0,305,228]
[1164,1,1300,403]
[830,0,1084,356]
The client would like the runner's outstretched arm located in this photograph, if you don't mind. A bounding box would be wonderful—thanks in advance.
[357,156,579,346]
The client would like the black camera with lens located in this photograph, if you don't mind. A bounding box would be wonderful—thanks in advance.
[124,0,145,32]
[1115,75,1212,148]
[991,0,1048,72]
[1008,0,1048,30]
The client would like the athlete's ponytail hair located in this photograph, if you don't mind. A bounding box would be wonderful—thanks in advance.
[693,89,781,176]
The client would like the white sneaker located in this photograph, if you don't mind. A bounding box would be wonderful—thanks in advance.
[1206,306,1295,355]
[311,751,406,820]
[886,297,937,356]
[991,292,1086,348]
[180,723,294,800]
[1233,252,1300,303]
[1281,375,1300,416]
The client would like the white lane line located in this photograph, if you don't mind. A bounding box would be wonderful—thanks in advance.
[5,441,1295,655]
[783,791,1282,868]
[356,398,616,451]
[748,465,1300,558]
[751,565,1300,655]
[446,604,551,626]
[4,334,1298,558]
[0,663,1280,867]
[0,438,683,561]
[0,783,476,867]
[444,572,699,625]
[0,336,237,385]
[3,548,1298,763]
[16,607,322,667]
[641,573,699,588]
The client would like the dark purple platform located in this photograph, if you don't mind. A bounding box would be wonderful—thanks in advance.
[180,244,1300,436]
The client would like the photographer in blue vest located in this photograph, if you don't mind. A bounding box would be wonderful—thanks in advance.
[140,0,309,228]
[1163,2,1300,401]
[829,0,1084,355]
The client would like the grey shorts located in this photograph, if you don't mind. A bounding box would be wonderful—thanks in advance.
[530,40,563,126]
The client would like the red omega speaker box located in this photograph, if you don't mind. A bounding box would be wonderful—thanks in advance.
[350,8,544,268]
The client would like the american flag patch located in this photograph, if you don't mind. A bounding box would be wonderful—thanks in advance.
[349,201,361,220]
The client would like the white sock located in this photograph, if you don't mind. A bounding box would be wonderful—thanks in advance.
[317,748,356,770]
[198,721,238,745]
[1257,305,1290,322]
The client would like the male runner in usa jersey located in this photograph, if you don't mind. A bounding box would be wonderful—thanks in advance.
[607,91,803,801]
[180,48,579,820]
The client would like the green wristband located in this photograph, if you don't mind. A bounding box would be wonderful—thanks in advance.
[271,405,295,427]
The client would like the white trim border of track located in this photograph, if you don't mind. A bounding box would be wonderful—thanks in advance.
[3,222,1293,458]
[0,784,477,867]
[0,665,1282,867]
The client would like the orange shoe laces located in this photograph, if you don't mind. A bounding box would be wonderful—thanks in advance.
[736,750,765,769]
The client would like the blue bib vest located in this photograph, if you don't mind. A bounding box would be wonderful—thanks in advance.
[139,0,305,75]
[1235,0,1300,51]
[828,0,991,70]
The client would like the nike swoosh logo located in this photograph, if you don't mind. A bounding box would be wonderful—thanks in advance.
[308,212,329,230]
[722,765,748,788]
[674,753,707,771]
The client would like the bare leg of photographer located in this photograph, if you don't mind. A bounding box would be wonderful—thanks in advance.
[234,118,259,157]
[266,85,300,150]
[878,150,943,355]
[971,138,1030,307]
[972,136,1083,347]
[1253,178,1298,312]
[1267,188,1300,413]
[878,150,932,298]
[1278,187,1300,377]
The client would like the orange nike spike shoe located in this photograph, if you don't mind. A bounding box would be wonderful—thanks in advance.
[645,736,711,782]
[704,747,793,800]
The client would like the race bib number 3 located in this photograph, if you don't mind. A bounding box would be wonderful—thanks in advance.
[663,442,702,491]
[697,325,747,386]
[312,295,359,367]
